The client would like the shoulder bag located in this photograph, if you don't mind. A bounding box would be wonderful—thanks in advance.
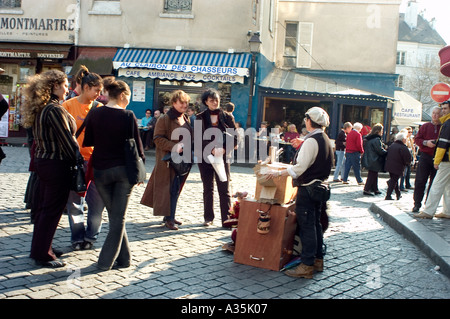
[70,149,87,193]
[160,114,192,176]
[124,111,146,184]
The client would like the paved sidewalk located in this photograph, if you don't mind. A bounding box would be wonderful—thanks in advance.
[0,146,449,301]
[370,189,450,278]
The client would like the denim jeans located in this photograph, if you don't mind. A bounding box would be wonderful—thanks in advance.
[163,174,187,222]
[342,152,363,183]
[66,176,105,244]
[295,186,324,266]
[333,150,346,180]
[94,165,134,270]
[399,164,411,189]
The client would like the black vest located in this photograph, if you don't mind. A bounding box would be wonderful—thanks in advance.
[295,132,333,185]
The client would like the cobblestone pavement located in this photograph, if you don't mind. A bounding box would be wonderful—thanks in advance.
[0,145,449,300]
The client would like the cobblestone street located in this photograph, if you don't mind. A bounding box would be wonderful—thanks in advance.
[0,146,449,301]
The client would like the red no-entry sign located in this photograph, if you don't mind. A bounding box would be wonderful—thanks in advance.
[430,82,450,103]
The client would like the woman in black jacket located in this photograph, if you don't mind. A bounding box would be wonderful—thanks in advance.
[195,88,237,227]
[361,124,387,196]
[384,132,412,200]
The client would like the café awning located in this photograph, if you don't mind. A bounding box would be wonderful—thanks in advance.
[391,91,423,127]
[113,48,252,77]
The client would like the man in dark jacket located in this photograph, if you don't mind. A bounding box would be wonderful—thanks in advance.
[414,101,450,219]
[411,106,442,212]
[384,132,412,200]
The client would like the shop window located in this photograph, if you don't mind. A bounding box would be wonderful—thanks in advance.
[0,0,21,8]
[155,80,231,113]
[89,0,122,16]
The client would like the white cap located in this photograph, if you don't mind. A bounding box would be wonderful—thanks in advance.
[305,106,330,127]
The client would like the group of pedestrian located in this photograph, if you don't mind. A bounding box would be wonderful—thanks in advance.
[140,108,161,150]
[413,102,450,219]
[332,103,449,218]
[20,68,144,270]
[14,63,449,278]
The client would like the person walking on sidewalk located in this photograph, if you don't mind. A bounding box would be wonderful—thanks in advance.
[22,70,79,268]
[384,132,412,200]
[62,66,105,251]
[414,101,450,219]
[342,122,364,185]
[361,123,387,196]
[265,107,332,279]
[333,122,352,182]
[411,106,442,212]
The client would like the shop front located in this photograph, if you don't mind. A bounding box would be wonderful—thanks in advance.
[0,42,72,141]
[258,68,395,140]
[112,48,252,125]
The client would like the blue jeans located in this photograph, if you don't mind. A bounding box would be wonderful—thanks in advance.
[163,175,186,222]
[342,152,363,183]
[333,150,346,180]
[94,165,134,270]
[67,162,105,244]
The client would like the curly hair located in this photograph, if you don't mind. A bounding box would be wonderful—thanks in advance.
[21,70,67,128]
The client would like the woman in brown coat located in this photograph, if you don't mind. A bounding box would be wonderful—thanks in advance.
[140,90,193,230]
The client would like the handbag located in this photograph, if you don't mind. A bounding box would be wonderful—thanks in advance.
[162,152,192,176]
[124,112,146,185]
[70,150,87,193]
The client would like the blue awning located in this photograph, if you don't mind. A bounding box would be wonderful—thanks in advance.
[113,48,251,77]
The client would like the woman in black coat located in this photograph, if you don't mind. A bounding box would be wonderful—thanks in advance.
[361,124,387,196]
[384,132,412,200]
[195,88,237,227]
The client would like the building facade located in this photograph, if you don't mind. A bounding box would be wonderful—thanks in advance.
[258,0,402,139]
[395,0,447,117]
[0,0,75,138]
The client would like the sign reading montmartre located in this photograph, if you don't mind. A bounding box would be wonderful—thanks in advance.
[0,16,75,43]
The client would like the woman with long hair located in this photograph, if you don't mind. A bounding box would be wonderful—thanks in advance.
[22,70,79,268]
[83,77,145,270]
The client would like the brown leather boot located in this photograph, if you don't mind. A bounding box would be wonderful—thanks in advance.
[285,263,314,279]
[314,258,324,272]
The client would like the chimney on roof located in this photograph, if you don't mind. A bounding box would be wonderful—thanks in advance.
[405,0,418,29]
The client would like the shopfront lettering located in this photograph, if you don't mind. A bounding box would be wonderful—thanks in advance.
[118,68,244,84]
[0,51,31,58]
[0,17,74,31]
[114,62,249,77]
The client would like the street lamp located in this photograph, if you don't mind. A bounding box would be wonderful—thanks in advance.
[246,32,261,128]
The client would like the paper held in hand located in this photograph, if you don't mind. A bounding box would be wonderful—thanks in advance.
[207,154,227,182]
